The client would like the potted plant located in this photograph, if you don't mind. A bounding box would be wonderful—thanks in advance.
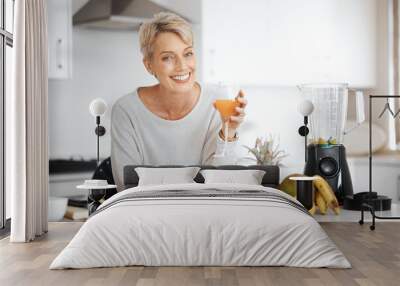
[243,134,288,166]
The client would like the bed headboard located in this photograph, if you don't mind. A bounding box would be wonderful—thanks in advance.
[123,165,280,190]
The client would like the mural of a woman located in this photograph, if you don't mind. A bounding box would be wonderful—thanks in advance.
[111,12,247,190]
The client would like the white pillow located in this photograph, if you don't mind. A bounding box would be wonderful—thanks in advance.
[200,169,266,185]
[135,167,201,186]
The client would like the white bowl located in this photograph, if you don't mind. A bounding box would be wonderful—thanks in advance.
[48,196,68,221]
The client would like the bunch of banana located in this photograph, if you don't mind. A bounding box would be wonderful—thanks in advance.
[278,173,303,197]
[315,191,327,214]
[308,204,317,215]
[278,174,340,215]
[313,175,340,215]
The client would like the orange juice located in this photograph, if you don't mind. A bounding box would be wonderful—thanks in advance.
[214,99,239,120]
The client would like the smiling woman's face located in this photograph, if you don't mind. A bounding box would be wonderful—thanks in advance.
[145,32,196,93]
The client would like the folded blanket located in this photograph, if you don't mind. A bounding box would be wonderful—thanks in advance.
[91,188,311,218]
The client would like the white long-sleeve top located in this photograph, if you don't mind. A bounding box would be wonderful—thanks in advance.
[110,84,238,190]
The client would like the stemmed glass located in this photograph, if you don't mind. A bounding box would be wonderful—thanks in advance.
[213,84,240,157]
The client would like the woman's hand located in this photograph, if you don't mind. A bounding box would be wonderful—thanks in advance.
[216,89,247,140]
[229,89,247,130]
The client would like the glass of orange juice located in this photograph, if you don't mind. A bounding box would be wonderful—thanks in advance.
[213,98,240,157]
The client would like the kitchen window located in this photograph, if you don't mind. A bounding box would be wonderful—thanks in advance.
[0,0,14,232]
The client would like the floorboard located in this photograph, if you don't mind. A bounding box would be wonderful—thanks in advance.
[0,222,399,286]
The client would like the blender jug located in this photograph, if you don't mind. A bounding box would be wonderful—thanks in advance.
[299,83,365,206]
[299,83,365,145]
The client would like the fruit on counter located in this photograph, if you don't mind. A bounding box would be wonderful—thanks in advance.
[315,191,327,215]
[313,137,338,145]
[313,175,340,212]
[328,137,337,145]
[278,173,303,197]
[317,138,328,145]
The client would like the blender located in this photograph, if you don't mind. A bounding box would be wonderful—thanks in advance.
[299,83,365,206]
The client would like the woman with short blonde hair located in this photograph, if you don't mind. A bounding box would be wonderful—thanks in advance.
[111,12,247,190]
[139,12,193,60]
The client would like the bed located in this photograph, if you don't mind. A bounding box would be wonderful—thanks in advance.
[50,165,351,269]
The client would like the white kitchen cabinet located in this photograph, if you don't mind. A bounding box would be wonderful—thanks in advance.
[201,0,377,87]
[47,0,72,79]
[49,172,92,198]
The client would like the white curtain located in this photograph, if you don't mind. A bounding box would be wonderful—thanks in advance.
[394,0,400,147]
[8,0,49,242]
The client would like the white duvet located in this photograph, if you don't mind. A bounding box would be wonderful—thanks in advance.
[50,183,351,269]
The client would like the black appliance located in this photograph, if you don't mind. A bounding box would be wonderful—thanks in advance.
[304,144,353,205]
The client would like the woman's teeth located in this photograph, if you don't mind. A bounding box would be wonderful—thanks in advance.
[172,73,190,81]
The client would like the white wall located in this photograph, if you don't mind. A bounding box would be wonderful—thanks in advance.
[150,0,201,23]
[49,27,156,159]
[202,0,377,87]
[235,87,305,177]
[348,0,390,142]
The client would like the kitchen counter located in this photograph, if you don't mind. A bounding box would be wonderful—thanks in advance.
[49,158,99,198]
[347,154,400,203]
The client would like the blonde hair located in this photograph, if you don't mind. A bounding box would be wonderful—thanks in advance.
[139,12,193,60]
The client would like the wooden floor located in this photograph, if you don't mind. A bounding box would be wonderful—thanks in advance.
[0,222,399,286]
